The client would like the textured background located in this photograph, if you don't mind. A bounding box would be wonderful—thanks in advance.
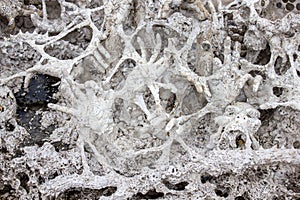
[0,0,300,199]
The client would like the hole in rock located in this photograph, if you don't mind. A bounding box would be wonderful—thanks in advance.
[0,43,41,73]
[286,171,300,193]
[5,121,15,132]
[72,55,107,84]
[225,13,234,20]
[122,0,140,32]
[51,141,71,152]
[45,27,92,59]
[14,16,35,34]
[293,53,298,61]
[239,192,251,200]
[112,98,124,123]
[24,0,42,7]
[272,195,286,200]
[48,171,59,180]
[286,3,295,11]
[215,187,230,198]
[162,180,189,191]
[284,31,295,38]
[159,88,176,113]
[235,89,247,102]
[241,7,251,19]
[46,0,61,20]
[293,141,300,149]
[109,59,137,90]
[272,87,284,97]
[16,172,30,193]
[0,146,8,154]
[258,108,276,124]
[44,42,83,59]
[13,149,25,158]
[91,7,105,30]
[86,1,103,9]
[276,2,282,8]
[62,26,92,48]
[274,55,291,75]
[38,176,45,184]
[201,42,211,51]
[14,74,60,146]
[143,88,156,110]
[182,85,207,115]
[214,51,224,64]
[57,187,117,199]
[135,151,163,170]
[201,173,213,184]
[0,184,15,196]
[131,189,164,199]
[254,43,271,65]
[249,70,266,80]
[235,196,246,200]
[0,15,9,32]
[236,134,246,149]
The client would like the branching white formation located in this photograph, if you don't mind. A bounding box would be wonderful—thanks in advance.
[0,0,300,199]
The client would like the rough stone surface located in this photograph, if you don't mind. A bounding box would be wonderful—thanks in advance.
[0,0,300,199]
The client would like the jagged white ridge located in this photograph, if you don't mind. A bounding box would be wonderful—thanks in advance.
[0,0,300,199]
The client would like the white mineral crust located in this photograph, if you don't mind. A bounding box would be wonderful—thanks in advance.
[0,0,300,199]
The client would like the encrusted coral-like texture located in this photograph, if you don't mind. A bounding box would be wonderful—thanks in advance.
[0,0,300,199]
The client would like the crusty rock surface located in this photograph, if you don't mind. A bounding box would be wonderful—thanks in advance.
[0,0,299,199]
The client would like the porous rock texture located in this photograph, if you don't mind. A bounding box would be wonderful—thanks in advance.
[0,0,300,199]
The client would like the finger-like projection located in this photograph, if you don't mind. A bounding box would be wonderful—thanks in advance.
[214,102,261,150]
